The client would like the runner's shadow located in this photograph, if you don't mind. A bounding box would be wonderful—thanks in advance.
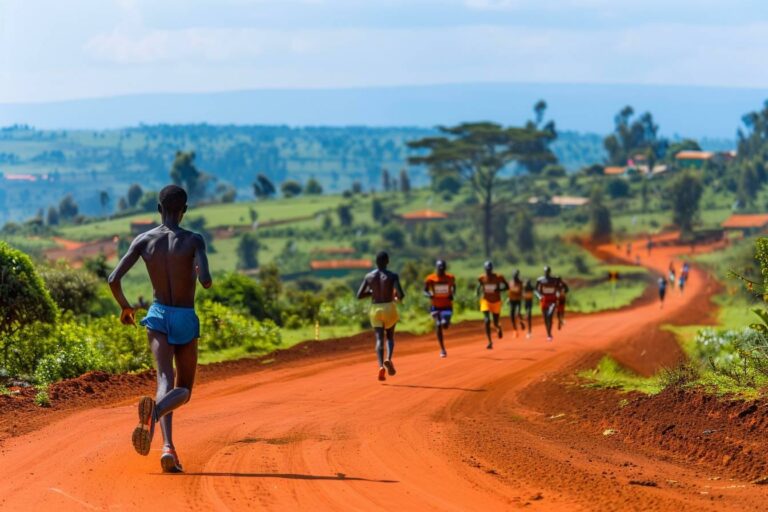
[176,472,398,483]
[383,384,486,392]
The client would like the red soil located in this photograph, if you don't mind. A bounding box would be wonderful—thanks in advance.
[1,237,766,511]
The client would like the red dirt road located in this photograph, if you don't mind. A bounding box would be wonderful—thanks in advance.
[1,240,765,511]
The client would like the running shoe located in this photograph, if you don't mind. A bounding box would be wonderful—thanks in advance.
[160,447,184,473]
[440,350,447,358]
[526,332,532,339]
[131,396,156,456]
[384,360,397,376]
[378,367,386,381]
[547,336,553,342]
[520,320,526,330]
[486,342,493,350]
[514,330,519,338]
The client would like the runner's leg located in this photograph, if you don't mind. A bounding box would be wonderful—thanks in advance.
[374,327,385,368]
[483,311,492,345]
[493,313,502,338]
[148,330,176,449]
[385,326,395,361]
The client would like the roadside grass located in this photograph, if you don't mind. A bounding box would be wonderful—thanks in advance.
[568,280,647,313]
[578,356,664,395]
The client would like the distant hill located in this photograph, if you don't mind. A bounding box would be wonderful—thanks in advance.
[0,82,764,138]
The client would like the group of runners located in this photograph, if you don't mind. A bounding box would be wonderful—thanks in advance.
[107,185,571,471]
[657,260,690,308]
[356,254,570,381]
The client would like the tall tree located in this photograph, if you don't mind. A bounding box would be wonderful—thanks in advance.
[46,206,59,226]
[382,168,391,192]
[237,232,260,270]
[515,210,535,252]
[253,173,276,199]
[281,180,302,198]
[399,169,411,194]
[603,106,668,166]
[670,171,703,236]
[58,195,79,221]
[589,188,612,243]
[127,183,143,207]
[518,100,558,175]
[99,190,110,214]
[408,122,557,257]
[170,151,202,199]
[304,177,323,195]
[337,204,353,227]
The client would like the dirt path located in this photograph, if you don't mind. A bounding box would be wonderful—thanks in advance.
[1,239,765,511]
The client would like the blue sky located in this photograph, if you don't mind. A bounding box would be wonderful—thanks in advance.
[2,0,768,103]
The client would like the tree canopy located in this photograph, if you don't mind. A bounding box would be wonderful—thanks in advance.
[670,171,703,236]
[408,119,557,257]
[603,106,667,166]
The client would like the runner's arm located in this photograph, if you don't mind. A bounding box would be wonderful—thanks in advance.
[194,234,213,289]
[423,280,433,298]
[107,234,144,324]
[394,274,405,302]
[356,276,372,299]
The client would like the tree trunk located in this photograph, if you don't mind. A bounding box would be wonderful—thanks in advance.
[483,188,493,259]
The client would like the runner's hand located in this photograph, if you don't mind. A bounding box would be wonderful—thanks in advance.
[120,307,136,326]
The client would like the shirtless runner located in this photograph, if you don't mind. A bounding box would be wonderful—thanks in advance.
[356,251,405,381]
[108,185,212,473]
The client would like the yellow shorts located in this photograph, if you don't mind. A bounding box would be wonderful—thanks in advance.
[370,302,399,329]
[480,299,502,315]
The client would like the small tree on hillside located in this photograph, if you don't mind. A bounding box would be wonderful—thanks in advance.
[382,168,391,192]
[281,180,302,198]
[337,204,353,227]
[514,210,535,252]
[127,184,143,207]
[0,242,58,365]
[99,190,110,214]
[304,177,323,195]
[589,188,612,243]
[253,173,276,199]
[372,198,386,223]
[670,171,703,236]
[170,151,202,200]
[399,169,411,194]
[237,232,260,270]
[58,195,79,221]
[46,206,59,226]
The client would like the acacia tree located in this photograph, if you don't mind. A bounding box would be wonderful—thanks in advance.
[670,171,703,236]
[408,122,557,257]
[603,106,668,166]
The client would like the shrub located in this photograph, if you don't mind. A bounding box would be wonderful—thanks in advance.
[35,390,51,407]
[39,265,101,315]
[197,300,281,354]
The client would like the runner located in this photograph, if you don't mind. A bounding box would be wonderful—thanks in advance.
[522,280,535,339]
[424,259,456,357]
[108,185,212,473]
[668,261,676,289]
[507,269,526,337]
[658,275,667,309]
[535,266,560,342]
[356,251,405,381]
[556,277,570,330]
[646,236,653,256]
[681,261,691,292]
[477,261,508,349]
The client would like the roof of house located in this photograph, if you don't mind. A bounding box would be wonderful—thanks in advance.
[603,166,626,175]
[552,195,590,207]
[4,173,37,182]
[721,214,768,229]
[130,219,157,226]
[310,259,372,270]
[399,209,449,220]
[675,150,715,160]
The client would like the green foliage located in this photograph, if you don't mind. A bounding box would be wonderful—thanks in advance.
[83,254,111,279]
[199,272,269,319]
[399,169,411,193]
[0,242,58,343]
[170,151,202,200]
[606,178,630,198]
[237,232,260,270]
[34,390,50,407]
[127,183,143,207]
[46,206,59,226]
[603,106,667,166]
[382,224,406,249]
[669,171,703,236]
[579,356,663,395]
[39,265,101,315]
[304,177,323,195]
[253,173,276,199]
[337,204,353,227]
[58,194,79,221]
[514,210,535,252]
[197,300,281,354]
[281,180,303,198]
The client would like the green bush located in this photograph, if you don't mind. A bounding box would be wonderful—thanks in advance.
[39,265,101,315]
[33,322,110,384]
[197,300,281,354]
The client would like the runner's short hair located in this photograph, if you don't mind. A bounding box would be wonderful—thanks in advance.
[376,251,389,267]
[159,185,188,213]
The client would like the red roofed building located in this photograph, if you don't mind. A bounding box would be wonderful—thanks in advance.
[310,258,372,278]
[721,214,768,235]
[399,209,449,224]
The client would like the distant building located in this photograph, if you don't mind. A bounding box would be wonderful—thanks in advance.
[310,258,372,278]
[721,214,768,236]
[603,166,627,176]
[675,150,735,169]
[130,219,158,235]
[528,195,589,208]
[398,209,449,225]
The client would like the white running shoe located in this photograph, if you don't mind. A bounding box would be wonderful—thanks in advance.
[440,350,447,358]
[547,336,553,342]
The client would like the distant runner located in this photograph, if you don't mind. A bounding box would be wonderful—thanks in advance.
[424,259,456,358]
[522,280,535,339]
[680,261,690,293]
[507,269,526,338]
[658,275,667,309]
[357,251,405,381]
[477,261,508,349]
[108,185,212,473]
[668,261,676,289]
[536,266,560,342]
[557,277,570,330]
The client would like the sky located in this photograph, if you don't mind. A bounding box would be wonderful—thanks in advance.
[2,0,768,104]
